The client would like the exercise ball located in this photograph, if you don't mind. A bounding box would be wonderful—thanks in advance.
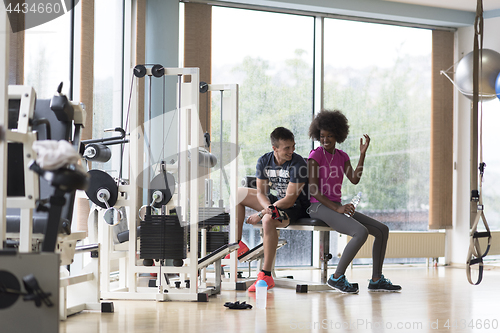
[496,72,500,100]
[455,49,500,101]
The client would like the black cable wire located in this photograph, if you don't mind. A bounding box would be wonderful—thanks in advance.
[153,75,178,176]
[119,74,135,182]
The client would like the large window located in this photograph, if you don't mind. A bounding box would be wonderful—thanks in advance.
[482,100,500,230]
[19,2,442,268]
[92,0,124,174]
[212,7,314,266]
[213,8,433,266]
[324,19,432,231]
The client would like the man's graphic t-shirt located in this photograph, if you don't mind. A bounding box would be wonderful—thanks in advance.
[255,152,308,207]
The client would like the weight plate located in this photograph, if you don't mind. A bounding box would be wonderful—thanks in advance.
[0,270,21,309]
[86,169,119,209]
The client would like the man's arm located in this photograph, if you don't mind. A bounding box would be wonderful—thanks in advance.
[256,177,272,211]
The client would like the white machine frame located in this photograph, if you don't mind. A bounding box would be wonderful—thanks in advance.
[205,83,240,291]
[5,85,38,253]
[2,84,102,320]
[0,0,8,248]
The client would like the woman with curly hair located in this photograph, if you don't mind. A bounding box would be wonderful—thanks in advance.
[308,110,401,294]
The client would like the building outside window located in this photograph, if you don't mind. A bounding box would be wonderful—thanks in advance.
[323,19,432,264]
[92,0,124,174]
[213,7,435,266]
[24,12,71,98]
[481,100,500,231]
[323,19,432,232]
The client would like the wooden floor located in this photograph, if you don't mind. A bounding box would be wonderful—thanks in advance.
[60,264,500,333]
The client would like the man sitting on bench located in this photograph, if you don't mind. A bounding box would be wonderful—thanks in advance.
[231,127,309,291]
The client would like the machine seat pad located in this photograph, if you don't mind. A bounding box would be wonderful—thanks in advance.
[289,218,329,228]
[6,214,48,234]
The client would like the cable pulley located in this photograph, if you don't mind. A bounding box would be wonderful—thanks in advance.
[148,171,176,209]
[151,64,165,78]
[133,65,146,78]
[133,64,167,78]
[199,81,209,93]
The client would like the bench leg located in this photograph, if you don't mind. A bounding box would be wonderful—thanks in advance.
[319,231,330,284]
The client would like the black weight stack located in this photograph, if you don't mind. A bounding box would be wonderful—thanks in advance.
[140,214,186,263]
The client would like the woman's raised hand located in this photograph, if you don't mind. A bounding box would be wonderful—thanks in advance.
[360,134,370,155]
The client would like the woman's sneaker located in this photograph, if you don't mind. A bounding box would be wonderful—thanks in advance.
[368,275,402,292]
[327,274,359,294]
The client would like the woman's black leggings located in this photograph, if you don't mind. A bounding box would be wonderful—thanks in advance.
[309,202,389,279]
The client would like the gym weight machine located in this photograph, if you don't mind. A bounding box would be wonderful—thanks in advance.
[88,65,240,301]
[0,83,111,328]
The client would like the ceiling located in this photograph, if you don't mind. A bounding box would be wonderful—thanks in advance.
[207,0,500,27]
[384,0,500,12]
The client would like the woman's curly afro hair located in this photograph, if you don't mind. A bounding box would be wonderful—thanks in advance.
[309,110,349,144]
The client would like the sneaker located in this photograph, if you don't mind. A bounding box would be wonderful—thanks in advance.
[224,241,249,260]
[368,275,402,292]
[248,271,275,292]
[327,274,359,294]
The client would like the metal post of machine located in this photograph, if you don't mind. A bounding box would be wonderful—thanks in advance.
[0,5,9,249]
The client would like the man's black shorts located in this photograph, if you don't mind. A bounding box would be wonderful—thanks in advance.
[268,194,309,226]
